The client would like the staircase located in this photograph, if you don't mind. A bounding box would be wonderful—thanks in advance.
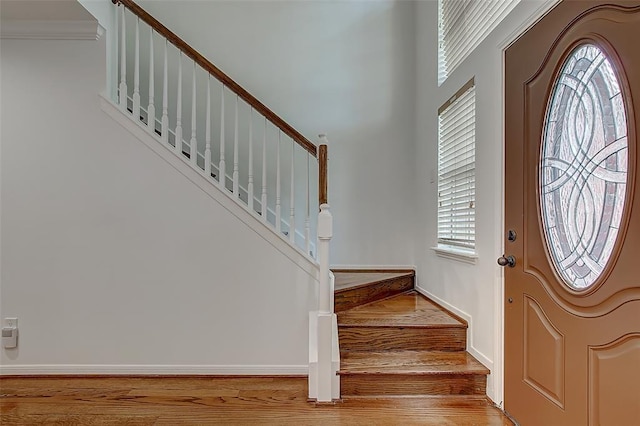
[334,271,490,399]
[109,0,339,401]
[106,0,489,404]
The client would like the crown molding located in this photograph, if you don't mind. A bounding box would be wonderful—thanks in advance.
[0,20,103,40]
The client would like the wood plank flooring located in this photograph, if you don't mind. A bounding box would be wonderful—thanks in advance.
[0,376,513,425]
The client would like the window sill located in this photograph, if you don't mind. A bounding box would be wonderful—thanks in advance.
[431,246,478,264]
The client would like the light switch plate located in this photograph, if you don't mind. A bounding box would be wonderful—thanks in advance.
[3,318,17,328]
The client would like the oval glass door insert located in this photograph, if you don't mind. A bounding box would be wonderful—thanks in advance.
[540,43,629,290]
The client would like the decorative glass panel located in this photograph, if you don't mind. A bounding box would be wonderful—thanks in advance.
[541,44,628,290]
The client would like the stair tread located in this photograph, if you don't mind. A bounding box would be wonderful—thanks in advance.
[338,291,466,328]
[334,271,414,293]
[340,351,489,375]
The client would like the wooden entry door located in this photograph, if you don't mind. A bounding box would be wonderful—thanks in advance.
[504,1,640,425]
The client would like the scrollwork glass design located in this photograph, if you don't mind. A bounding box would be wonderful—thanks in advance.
[541,44,628,290]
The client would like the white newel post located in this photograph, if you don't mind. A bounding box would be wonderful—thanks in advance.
[318,204,332,314]
[314,203,336,402]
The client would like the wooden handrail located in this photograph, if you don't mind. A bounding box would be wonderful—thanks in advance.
[319,144,328,205]
[113,0,317,157]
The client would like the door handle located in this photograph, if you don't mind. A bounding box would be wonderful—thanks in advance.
[497,255,516,268]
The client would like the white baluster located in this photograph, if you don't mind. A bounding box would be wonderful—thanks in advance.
[276,130,282,233]
[289,139,295,244]
[305,154,311,255]
[219,84,226,189]
[248,108,254,212]
[205,75,212,178]
[190,60,197,166]
[175,52,183,155]
[233,95,239,196]
[261,118,267,222]
[118,5,127,110]
[147,27,155,132]
[161,40,169,144]
[132,17,140,121]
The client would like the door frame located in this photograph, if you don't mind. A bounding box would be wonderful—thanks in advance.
[496,0,562,407]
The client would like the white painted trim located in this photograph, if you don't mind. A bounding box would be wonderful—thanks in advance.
[0,364,308,376]
[493,0,562,408]
[309,312,318,398]
[330,265,416,271]
[415,286,493,372]
[99,94,319,281]
[308,310,339,401]
[431,246,478,264]
[498,0,562,50]
[332,313,340,400]
[0,20,103,40]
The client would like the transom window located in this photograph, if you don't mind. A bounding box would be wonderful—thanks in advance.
[438,0,520,84]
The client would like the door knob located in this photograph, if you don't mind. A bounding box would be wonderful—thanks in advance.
[497,255,516,268]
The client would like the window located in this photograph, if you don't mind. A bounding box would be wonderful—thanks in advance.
[540,44,628,290]
[438,79,475,252]
[438,0,520,84]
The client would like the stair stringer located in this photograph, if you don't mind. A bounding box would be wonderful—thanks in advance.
[100,94,319,279]
[414,285,495,396]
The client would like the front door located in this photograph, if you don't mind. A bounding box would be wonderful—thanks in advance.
[504,1,640,425]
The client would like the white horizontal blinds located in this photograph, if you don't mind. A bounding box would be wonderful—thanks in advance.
[439,0,520,84]
[438,79,475,249]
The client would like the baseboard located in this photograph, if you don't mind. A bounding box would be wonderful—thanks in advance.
[0,364,308,376]
[414,286,493,372]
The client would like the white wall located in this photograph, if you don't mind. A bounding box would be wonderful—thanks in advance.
[414,0,558,404]
[137,0,418,267]
[0,35,317,373]
[0,0,566,397]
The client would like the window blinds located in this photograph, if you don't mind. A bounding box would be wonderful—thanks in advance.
[438,0,520,84]
[438,79,475,249]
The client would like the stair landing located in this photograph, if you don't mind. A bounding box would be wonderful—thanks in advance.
[333,270,414,313]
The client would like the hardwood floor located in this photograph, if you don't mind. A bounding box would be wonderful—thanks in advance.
[0,376,513,425]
